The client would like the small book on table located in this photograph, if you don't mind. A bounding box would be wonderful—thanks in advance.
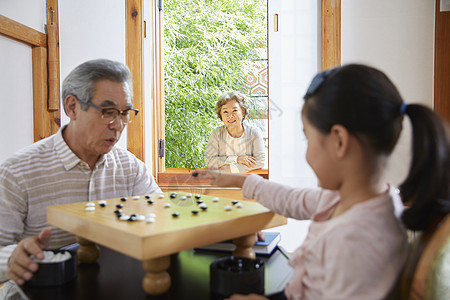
[194,232,281,256]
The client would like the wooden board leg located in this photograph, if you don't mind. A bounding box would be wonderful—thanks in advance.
[142,255,171,295]
[232,233,256,259]
[76,236,100,263]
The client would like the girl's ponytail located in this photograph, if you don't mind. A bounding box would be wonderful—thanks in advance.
[400,104,450,231]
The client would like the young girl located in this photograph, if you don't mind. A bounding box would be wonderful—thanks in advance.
[193,64,450,299]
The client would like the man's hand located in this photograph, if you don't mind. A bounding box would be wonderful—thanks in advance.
[7,228,52,285]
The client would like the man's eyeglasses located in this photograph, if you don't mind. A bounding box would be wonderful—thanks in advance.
[82,100,139,125]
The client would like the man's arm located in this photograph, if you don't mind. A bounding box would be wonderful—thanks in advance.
[0,164,51,285]
[0,164,26,283]
[131,156,162,195]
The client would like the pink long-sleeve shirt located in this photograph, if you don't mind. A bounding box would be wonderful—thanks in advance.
[242,174,408,300]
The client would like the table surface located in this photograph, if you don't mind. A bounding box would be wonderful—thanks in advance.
[21,244,293,300]
[47,191,287,261]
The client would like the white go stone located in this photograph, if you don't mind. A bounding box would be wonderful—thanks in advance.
[198,203,207,209]
[224,205,232,211]
[146,213,156,218]
[146,217,156,223]
[86,202,95,207]
[157,194,165,199]
[179,196,186,200]
[98,200,107,205]
[136,215,145,221]
[85,206,95,211]
[235,203,243,208]
[132,196,140,200]
[164,203,171,208]
[212,197,219,202]
[119,215,130,221]
[185,193,192,198]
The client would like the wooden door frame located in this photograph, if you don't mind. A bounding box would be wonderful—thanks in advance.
[322,0,341,71]
[434,0,450,123]
[125,0,146,161]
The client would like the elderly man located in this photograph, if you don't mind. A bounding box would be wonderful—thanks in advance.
[0,59,161,285]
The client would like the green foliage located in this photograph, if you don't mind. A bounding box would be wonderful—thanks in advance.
[164,0,266,169]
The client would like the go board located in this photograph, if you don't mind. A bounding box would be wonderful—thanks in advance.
[47,191,287,261]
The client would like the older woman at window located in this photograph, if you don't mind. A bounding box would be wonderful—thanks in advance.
[205,91,265,173]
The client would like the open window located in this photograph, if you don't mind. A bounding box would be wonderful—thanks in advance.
[152,0,269,186]
[149,0,341,187]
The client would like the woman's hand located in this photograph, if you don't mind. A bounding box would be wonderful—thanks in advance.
[191,169,247,188]
[7,228,52,285]
[219,165,232,173]
[237,155,256,168]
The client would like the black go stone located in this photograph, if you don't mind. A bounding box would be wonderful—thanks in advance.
[145,195,151,199]
[191,210,199,215]
[128,215,137,221]
[100,203,106,207]
[195,195,201,199]
[114,209,122,214]
[200,206,207,211]
[172,212,180,217]
[170,193,177,198]
[147,200,154,204]
[196,200,203,204]
[232,200,239,205]
[116,213,123,218]
[120,197,127,202]
[116,204,123,208]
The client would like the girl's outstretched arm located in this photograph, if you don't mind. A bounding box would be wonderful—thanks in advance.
[191,169,248,188]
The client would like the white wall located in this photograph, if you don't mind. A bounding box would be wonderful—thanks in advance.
[0,1,46,32]
[0,1,46,163]
[59,0,127,149]
[267,0,435,190]
[341,0,435,185]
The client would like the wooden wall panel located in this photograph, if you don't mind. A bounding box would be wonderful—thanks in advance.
[47,0,61,134]
[0,15,46,47]
[434,2,450,122]
[321,0,341,70]
[126,0,145,161]
[32,47,49,141]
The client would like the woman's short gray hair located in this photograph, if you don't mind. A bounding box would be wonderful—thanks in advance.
[61,59,133,114]
[215,91,249,120]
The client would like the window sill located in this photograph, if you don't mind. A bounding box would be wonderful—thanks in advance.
[157,168,268,185]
